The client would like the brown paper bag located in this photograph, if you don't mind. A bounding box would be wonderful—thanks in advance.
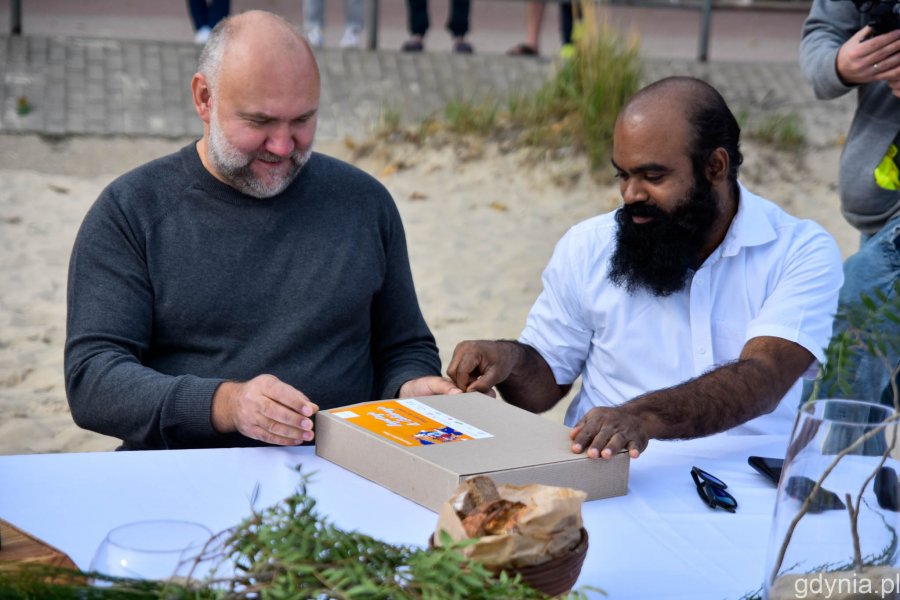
[433,480,586,569]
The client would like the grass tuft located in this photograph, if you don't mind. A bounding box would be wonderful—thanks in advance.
[370,1,643,172]
[444,99,500,136]
[747,113,806,150]
[508,5,643,170]
[736,109,806,152]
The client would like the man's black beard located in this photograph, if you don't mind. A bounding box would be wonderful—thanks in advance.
[608,178,721,297]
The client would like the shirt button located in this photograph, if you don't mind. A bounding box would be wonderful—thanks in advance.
[698,346,707,355]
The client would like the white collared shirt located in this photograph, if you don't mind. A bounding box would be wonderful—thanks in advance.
[519,183,843,435]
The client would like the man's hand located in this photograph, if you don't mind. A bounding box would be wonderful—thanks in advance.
[447,340,519,394]
[398,376,463,398]
[570,407,648,460]
[567,337,813,459]
[211,374,318,445]
[448,340,565,413]
[836,27,900,85]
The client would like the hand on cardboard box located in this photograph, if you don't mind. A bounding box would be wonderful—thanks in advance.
[571,406,647,460]
[398,376,462,398]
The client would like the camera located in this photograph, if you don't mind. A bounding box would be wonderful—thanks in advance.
[850,0,900,35]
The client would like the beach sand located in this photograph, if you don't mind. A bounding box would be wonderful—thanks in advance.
[0,132,857,455]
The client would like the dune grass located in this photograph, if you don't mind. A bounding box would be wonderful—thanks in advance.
[744,112,806,150]
[374,1,804,169]
[504,3,643,170]
[374,1,642,172]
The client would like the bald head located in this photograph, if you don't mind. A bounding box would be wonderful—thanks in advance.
[198,10,318,93]
[618,76,743,197]
[621,77,720,121]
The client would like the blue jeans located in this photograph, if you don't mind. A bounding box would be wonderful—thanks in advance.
[819,215,900,405]
[304,0,364,31]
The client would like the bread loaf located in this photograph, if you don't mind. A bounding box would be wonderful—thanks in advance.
[457,475,526,537]
[462,499,527,537]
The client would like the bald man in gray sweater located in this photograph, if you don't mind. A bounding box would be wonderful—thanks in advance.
[64,10,458,450]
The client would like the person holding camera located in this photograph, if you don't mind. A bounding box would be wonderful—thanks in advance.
[800,0,900,404]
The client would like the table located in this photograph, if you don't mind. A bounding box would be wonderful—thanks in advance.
[0,434,788,599]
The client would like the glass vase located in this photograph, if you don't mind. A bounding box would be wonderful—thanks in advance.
[765,399,900,600]
[89,520,215,585]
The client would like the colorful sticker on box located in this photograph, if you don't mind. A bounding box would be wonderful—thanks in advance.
[329,398,492,447]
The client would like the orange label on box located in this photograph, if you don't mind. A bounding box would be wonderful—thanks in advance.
[329,398,493,447]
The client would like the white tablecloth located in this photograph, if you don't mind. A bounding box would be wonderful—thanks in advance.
[0,433,788,599]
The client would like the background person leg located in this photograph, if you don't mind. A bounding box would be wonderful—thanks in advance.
[303,0,326,47]
[821,217,900,405]
[341,0,365,48]
[447,0,472,53]
[403,0,429,51]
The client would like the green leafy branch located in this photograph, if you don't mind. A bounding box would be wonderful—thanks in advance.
[811,280,900,408]
[758,281,900,598]
[208,473,550,599]
[0,470,603,599]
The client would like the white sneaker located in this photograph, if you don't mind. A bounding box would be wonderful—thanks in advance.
[306,25,324,48]
[194,26,211,45]
[340,26,362,49]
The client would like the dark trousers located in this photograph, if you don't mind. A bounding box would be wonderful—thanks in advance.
[559,2,582,45]
[406,0,471,37]
[187,0,231,30]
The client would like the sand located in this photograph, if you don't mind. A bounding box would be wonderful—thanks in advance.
[0,130,857,455]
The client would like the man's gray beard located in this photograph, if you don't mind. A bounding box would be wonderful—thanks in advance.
[207,112,313,199]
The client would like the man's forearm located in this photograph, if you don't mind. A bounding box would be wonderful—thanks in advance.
[623,357,787,440]
[496,341,568,414]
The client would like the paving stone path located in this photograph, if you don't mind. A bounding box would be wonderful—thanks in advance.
[0,34,854,146]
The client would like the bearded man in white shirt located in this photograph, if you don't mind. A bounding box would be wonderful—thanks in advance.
[448,76,843,460]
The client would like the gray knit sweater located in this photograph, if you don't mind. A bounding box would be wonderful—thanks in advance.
[800,0,900,234]
[65,144,441,450]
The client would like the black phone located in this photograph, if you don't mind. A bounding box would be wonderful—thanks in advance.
[784,475,847,513]
[875,466,900,511]
[748,456,845,512]
[748,456,784,486]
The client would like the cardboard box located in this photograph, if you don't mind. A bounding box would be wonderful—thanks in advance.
[315,392,629,511]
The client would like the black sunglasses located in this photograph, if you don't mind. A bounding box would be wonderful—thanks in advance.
[691,466,738,513]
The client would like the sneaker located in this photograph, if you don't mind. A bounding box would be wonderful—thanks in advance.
[194,26,211,45]
[401,37,424,52]
[560,43,576,61]
[453,39,474,54]
[305,25,324,48]
[506,43,538,57]
[340,26,362,49]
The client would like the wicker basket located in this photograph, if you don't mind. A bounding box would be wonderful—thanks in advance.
[496,528,589,596]
[431,527,589,596]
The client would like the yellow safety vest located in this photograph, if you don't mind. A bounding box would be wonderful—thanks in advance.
[875,143,900,191]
